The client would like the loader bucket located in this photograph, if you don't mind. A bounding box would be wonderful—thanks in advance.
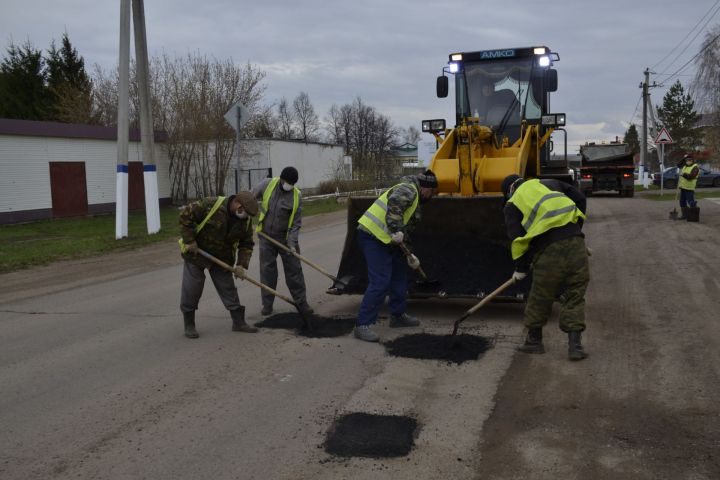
[328,196,530,300]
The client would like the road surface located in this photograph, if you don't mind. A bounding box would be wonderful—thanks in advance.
[1,195,719,479]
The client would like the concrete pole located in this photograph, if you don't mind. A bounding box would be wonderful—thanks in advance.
[132,0,161,234]
[115,0,130,239]
[641,68,649,171]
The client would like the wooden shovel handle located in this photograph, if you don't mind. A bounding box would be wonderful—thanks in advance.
[257,231,338,282]
[397,241,430,280]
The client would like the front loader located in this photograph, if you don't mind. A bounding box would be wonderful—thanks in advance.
[328,46,569,300]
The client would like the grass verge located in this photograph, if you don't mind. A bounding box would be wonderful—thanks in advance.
[0,198,347,274]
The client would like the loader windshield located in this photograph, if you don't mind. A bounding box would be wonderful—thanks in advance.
[456,57,543,134]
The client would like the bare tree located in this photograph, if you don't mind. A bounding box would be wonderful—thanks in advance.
[399,125,421,145]
[276,97,294,139]
[293,91,319,141]
[692,24,720,163]
[325,97,399,182]
[92,52,268,202]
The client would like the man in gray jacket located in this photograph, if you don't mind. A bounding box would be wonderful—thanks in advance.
[253,166,313,315]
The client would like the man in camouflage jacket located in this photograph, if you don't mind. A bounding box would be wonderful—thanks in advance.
[353,170,438,342]
[178,192,258,338]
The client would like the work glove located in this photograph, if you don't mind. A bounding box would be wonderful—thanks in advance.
[512,270,527,281]
[390,231,404,244]
[407,254,420,270]
[586,247,593,257]
[185,241,199,254]
[232,265,245,280]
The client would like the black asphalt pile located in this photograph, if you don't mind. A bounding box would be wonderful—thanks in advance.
[324,412,418,458]
[254,313,356,338]
[384,333,492,364]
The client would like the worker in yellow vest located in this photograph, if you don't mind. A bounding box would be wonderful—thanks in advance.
[677,154,699,220]
[178,192,259,338]
[501,174,590,360]
[253,167,313,316]
[354,170,438,342]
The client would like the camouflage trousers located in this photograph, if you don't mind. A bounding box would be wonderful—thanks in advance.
[525,236,589,332]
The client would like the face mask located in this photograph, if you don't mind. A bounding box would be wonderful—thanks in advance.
[282,182,294,192]
[235,211,248,219]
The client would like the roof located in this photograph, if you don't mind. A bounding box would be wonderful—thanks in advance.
[0,118,168,142]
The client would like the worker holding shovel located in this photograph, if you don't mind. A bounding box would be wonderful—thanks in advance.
[353,170,438,342]
[253,167,314,317]
[178,192,259,338]
[502,175,589,361]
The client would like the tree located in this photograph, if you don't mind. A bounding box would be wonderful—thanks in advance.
[292,91,319,141]
[326,97,399,181]
[275,97,294,139]
[399,125,421,145]
[692,24,720,164]
[46,33,94,123]
[656,81,701,160]
[0,41,50,120]
[623,124,640,155]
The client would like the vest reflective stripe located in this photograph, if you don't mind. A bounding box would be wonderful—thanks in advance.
[679,164,698,190]
[508,179,585,260]
[256,177,299,238]
[178,196,226,252]
[358,183,419,244]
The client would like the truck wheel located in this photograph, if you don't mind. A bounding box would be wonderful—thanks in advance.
[626,189,634,197]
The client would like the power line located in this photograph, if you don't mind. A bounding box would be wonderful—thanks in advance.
[652,0,720,71]
[657,2,720,76]
[627,93,643,126]
[663,30,720,85]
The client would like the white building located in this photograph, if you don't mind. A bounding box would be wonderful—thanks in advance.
[237,138,348,193]
[0,119,171,225]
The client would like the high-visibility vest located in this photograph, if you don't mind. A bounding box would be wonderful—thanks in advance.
[358,183,419,244]
[178,196,226,253]
[679,164,698,190]
[507,179,585,259]
[256,177,299,238]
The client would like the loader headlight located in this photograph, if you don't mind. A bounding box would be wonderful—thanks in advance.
[541,113,566,127]
[449,62,459,73]
[422,119,446,133]
[538,56,551,67]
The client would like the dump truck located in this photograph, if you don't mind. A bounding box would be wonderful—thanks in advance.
[578,141,635,197]
[328,46,569,300]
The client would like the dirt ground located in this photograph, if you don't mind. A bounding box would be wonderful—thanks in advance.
[1,194,719,479]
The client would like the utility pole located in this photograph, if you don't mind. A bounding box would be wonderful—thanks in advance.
[641,68,649,171]
[115,0,130,239]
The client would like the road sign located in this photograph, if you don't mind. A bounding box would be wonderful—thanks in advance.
[655,127,673,144]
[224,101,250,131]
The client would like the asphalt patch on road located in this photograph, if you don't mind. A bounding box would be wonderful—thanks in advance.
[324,412,418,458]
[254,312,356,338]
[384,333,493,364]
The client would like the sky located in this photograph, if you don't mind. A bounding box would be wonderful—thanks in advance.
[1,0,718,154]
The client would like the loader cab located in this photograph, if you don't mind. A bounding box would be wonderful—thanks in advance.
[438,46,559,152]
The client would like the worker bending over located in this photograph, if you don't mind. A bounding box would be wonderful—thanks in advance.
[253,167,313,316]
[354,170,438,342]
[502,175,589,360]
[178,192,259,338]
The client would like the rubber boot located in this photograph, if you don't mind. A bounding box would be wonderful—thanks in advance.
[678,206,688,220]
[568,331,588,361]
[518,327,545,354]
[231,307,258,333]
[183,311,199,339]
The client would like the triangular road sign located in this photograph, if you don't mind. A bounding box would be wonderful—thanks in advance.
[655,127,673,144]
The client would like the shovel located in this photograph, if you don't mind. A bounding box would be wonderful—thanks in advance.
[257,231,352,291]
[669,183,680,220]
[196,248,312,331]
[397,241,440,287]
[452,276,517,336]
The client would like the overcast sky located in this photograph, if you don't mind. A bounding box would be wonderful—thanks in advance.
[1,0,718,152]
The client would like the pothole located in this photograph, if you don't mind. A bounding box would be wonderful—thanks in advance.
[254,313,356,338]
[324,412,418,458]
[384,333,493,364]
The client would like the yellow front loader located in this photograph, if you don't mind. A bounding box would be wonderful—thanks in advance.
[329,46,570,299]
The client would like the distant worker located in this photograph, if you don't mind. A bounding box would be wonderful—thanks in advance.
[353,170,439,342]
[253,167,313,316]
[178,192,259,338]
[502,174,589,361]
[676,153,699,220]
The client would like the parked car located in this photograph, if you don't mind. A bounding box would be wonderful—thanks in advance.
[652,166,720,188]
